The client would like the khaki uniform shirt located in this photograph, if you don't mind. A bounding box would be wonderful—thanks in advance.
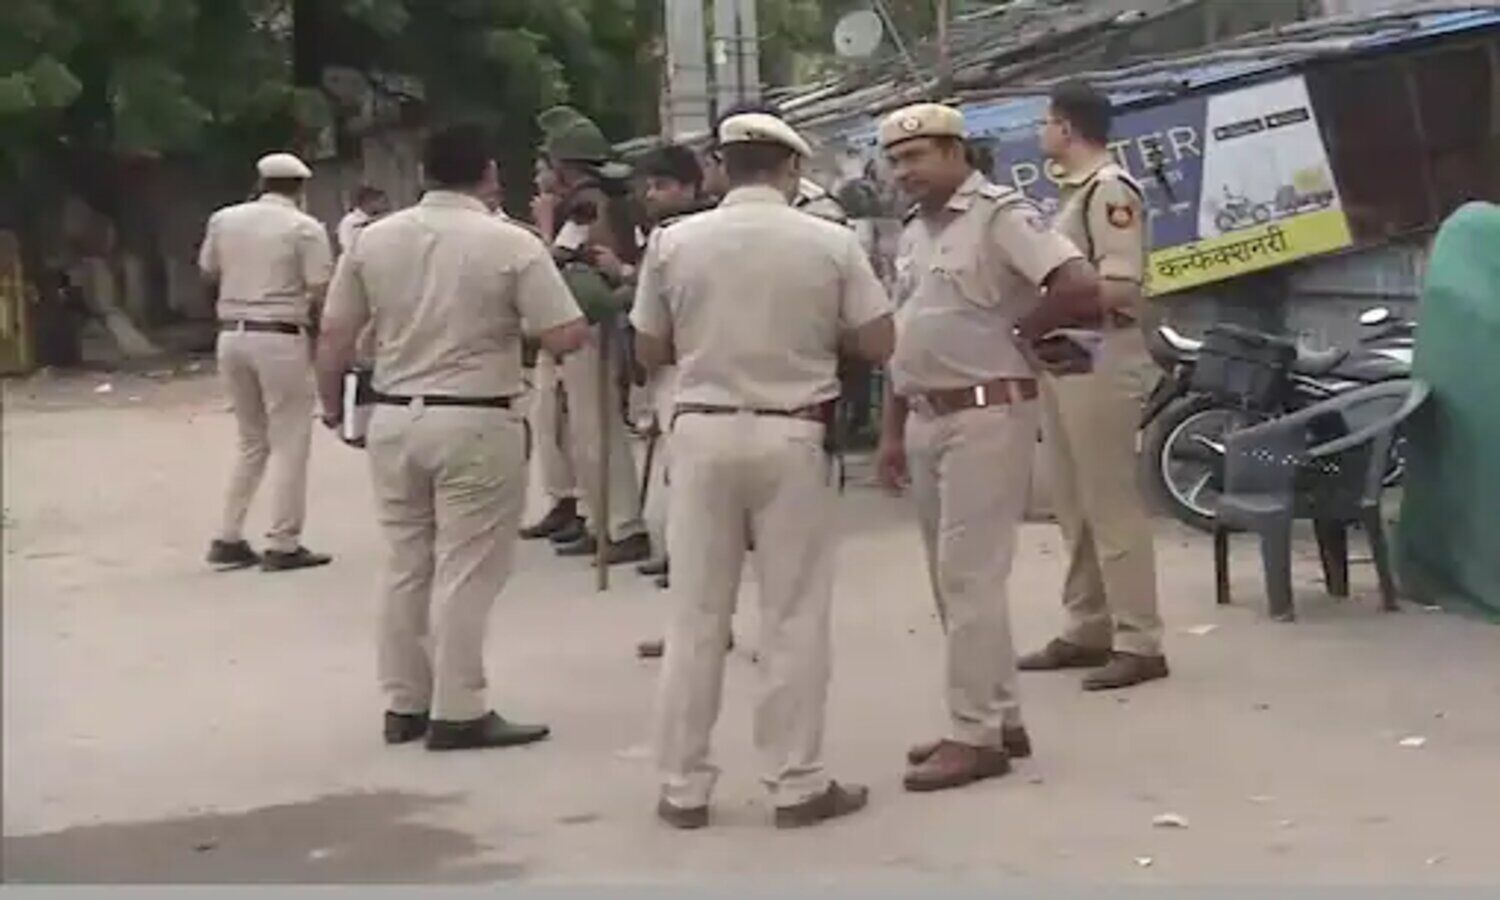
[199,193,333,326]
[889,171,1083,396]
[324,191,581,397]
[630,185,890,411]
[1053,159,1147,313]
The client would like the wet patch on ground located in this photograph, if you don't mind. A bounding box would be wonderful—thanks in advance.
[2,790,522,883]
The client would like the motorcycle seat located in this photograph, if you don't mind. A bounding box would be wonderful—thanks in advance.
[1293,346,1348,376]
[1329,350,1410,383]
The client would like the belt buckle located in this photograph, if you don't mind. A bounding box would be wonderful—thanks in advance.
[410,396,426,415]
[972,384,989,408]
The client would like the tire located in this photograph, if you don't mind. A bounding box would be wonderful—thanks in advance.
[1139,394,1267,532]
[1252,203,1272,224]
[1215,211,1238,232]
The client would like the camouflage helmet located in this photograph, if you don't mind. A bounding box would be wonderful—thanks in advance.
[537,105,591,138]
[544,118,614,164]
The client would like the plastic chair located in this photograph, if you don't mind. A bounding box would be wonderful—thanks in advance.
[1212,380,1431,621]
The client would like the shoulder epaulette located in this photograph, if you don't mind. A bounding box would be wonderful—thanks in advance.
[977,182,1027,209]
[1092,163,1146,202]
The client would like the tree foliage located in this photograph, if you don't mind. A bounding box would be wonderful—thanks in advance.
[0,0,663,259]
[0,0,325,190]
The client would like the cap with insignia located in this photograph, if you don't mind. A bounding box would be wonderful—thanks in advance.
[256,152,312,179]
[878,103,966,150]
[717,113,813,158]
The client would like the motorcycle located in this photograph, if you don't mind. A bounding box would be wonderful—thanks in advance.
[1138,307,1415,532]
[1213,188,1274,234]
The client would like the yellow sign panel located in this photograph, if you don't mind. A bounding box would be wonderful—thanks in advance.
[1146,208,1354,296]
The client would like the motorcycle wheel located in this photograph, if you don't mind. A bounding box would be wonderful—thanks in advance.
[1215,211,1237,233]
[1140,394,1267,532]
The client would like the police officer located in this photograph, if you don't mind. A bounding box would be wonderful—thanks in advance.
[634,113,893,829]
[315,123,588,750]
[200,152,335,572]
[699,102,850,225]
[336,185,389,255]
[538,110,653,565]
[1018,81,1169,689]
[637,145,716,571]
[873,104,1103,792]
[632,146,717,657]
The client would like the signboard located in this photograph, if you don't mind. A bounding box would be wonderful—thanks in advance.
[970,75,1353,295]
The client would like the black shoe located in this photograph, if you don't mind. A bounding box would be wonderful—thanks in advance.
[260,546,332,572]
[655,572,670,590]
[774,781,869,828]
[520,500,580,540]
[636,634,732,659]
[600,533,652,566]
[549,520,587,546]
[657,798,709,830]
[207,539,259,570]
[425,711,550,751]
[637,557,669,577]
[384,711,429,745]
[556,534,598,557]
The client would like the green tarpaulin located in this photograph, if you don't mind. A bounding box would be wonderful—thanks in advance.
[1397,202,1500,618]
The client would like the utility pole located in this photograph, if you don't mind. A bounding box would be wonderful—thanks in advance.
[664,0,712,138]
[712,0,762,118]
[935,0,953,98]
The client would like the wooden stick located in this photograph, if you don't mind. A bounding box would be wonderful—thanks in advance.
[595,319,612,591]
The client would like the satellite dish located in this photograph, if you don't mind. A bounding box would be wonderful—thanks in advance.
[834,9,884,59]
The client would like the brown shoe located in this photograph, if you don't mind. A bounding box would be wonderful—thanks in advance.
[907,725,1031,765]
[773,781,869,829]
[656,798,709,830]
[1017,638,1111,671]
[1082,652,1169,691]
[903,740,1010,793]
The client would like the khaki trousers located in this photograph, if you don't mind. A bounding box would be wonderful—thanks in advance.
[559,326,644,542]
[216,330,314,552]
[654,414,837,810]
[528,352,578,503]
[1040,327,1163,656]
[366,404,527,722]
[641,365,679,559]
[908,401,1037,747]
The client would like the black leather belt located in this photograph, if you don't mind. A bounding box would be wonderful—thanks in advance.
[371,392,512,409]
[673,401,833,424]
[220,319,304,335]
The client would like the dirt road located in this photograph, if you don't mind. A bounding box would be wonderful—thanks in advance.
[4,371,1499,884]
